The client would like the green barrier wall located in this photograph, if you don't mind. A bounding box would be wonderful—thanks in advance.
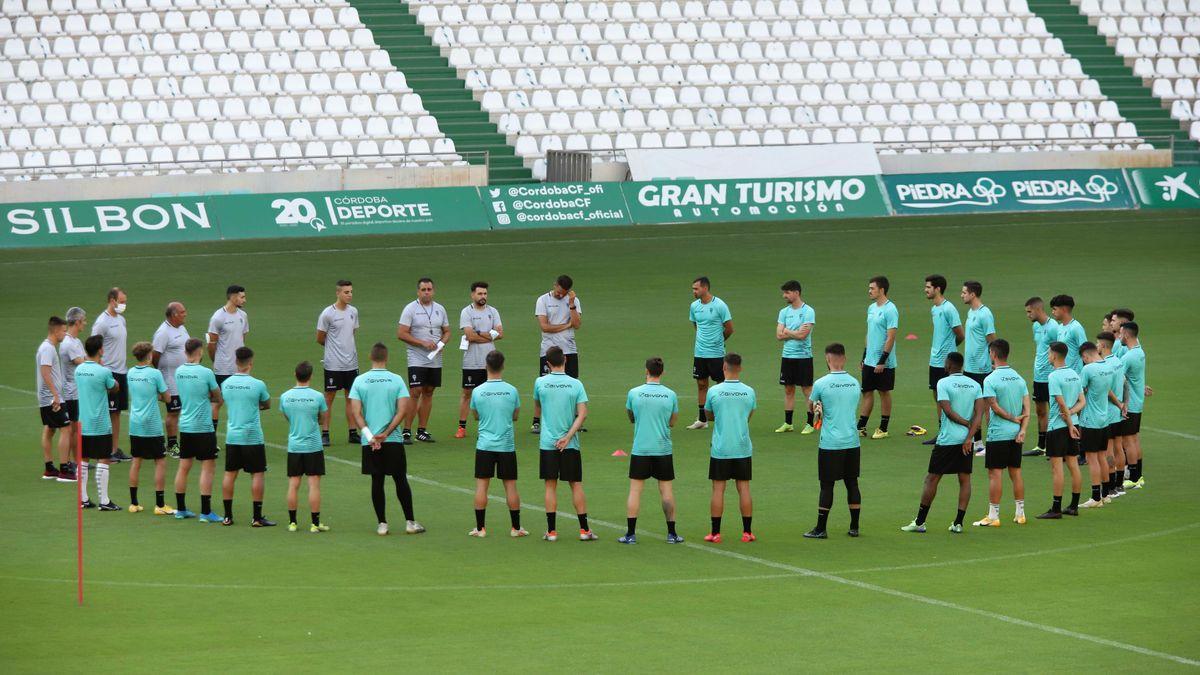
[483,182,631,229]
[622,176,890,223]
[1,197,220,248]
[884,169,1134,214]
[1127,168,1200,209]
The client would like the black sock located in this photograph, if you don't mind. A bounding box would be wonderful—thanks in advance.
[200,494,211,515]
[176,492,187,511]
[742,516,752,533]
[211,418,219,430]
[532,416,540,425]
[857,415,868,431]
[224,499,233,519]
[849,507,861,530]
[253,500,263,520]
[417,427,425,435]
[973,428,981,442]
[807,410,815,425]
[458,419,467,429]
[371,475,386,522]
[1101,480,1109,498]
[785,409,794,425]
[1069,492,1080,509]
[509,509,521,529]
[1136,459,1143,480]
[667,520,677,536]
[1038,431,1047,448]
[880,415,891,432]
[816,508,829,531]
[955,509,966,526]
[1052,495,1063,512]
[155,490,164,508]
[475,508,486,530]
[168,435,178,446]
[1092,485,1101,501]
[699,406,707,423]
[1110,471,1118,490]
[916,503,930,526]
[547,511,556,532]
[626,517,637,536]
[60,462,70,472]
[711,516,721,534]
[578,513,589,531]
[312,512,320,526]
[289,509,298,524]
[129,487,138,505]
[402,428,411,437]
[45,461,54,472]
[394,475,415,521]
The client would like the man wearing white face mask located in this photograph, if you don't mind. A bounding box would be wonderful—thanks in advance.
[92,287,132,462]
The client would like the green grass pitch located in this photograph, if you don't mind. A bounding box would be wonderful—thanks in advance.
[1,209,1197,671]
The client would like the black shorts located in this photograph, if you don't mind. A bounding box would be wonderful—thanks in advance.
[860,365,895,392]
[540,353,580,378]
[323,369,358,393]
[474,449,518,480]
[629,454,675,481]
[462,369,488,389]
[818,447,861,482]
[1032,381,1050,403]
[407,366,442,389]
[708,456,752,481]
[928,366,947,391]
[165,395,181,413]
[130,435,165,459]
[1080,427,1108,454]
[225,443,267,473]
[107,371,128,412]
[1045,427,1079,458]
[693,357,725,382]
[779,357,814,387]
[82,434,113,460]
[179,431,218,461]
[40,404,70,429]
[362,442,407,476]
[539,448,583,482]
[1106,421,1124,439]
[984,440,1022,469]
[65,398,79,421]
[929,443,973,474]
[964,371,988,388]
[215,374,232,387]
[287,451,326,477]
[1121,411,1142,435]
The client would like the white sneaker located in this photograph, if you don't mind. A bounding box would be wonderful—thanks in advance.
[376,522,389,536]
[1079,498,1104,509]
[543,531,558,542]
[468,527,486,537]
[686,420,708,430]
[973,441,985,456]
[578,530,599,541]
[510,527,529,537]
[406,520,425,534]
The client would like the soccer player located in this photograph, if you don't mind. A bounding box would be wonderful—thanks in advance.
[1098,332,1128,499]
[960,281,995,455]
[775,280,816,434]
[172,337,223,521]
[76,335,121,510]
[58,307,87,481]
[858,276,898,439]
[1036,342,1085,519]
[152,301,189,457]
[349,342,423,536]
[973,339,1029,527]
[532,274,582,434]
[1108,309,1134,359]
[533,346,595,542]
[220,347,273,527]
[280,361,330,533]
[397,277,449,443]
[901,352,983,534]
[620,357,683,544]
[468,350,525,538]
[920,275,963,445]
[37,316,72,481]
[92,287,131,462]
[1050,295,1086,374]
[1024,297,1059,456]
[688,276,734,430]
[1118,322,1147,490]
[317,279,360,446]
[1077,342,1114,509]
[126,341,173,515]
[804,343,862,539]
[457,282,503,439]
[703,353,756,543]
[207,284,249,428]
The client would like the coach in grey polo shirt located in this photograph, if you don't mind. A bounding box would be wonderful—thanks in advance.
[397,277,451,443]
[536,274,582,378]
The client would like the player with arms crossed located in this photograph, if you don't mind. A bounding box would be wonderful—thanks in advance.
[775,280,816,434]
[688,276,734,430]
[1036,342,1085,519]
[858,276,898,440]
[533,346,595,541]
[468,351,525,538]
[316,280,360,446]
[397,278,449,443]
[704,354,756,543]
[973,340,1030,527]
[280,361,330,532]
[620,357,683,544]
[457,282,503,439]
[919,275,963,444]
[126,342,173,514]
[804,343,863,539]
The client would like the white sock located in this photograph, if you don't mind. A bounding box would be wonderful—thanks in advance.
[1014,499,1025,517]
[988,502,1000,520]
[96,463,110,504]
[79,461,90,502]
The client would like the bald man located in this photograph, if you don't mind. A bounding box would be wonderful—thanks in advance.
[152,301,190,457]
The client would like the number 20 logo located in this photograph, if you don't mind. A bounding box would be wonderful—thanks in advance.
[271,198,326,232]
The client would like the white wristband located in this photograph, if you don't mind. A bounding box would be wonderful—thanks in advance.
[360,427,374,443]
[488,329,499,339]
